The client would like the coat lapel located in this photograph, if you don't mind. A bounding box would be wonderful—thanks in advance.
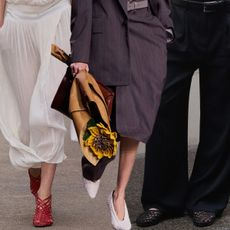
[117,0,128,16]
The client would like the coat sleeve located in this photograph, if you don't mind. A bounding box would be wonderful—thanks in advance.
[70,0,93,64]
[149,0,174,42]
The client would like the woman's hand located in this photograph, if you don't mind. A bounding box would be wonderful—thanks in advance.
[71,62,89,76]
[0,0,6,28]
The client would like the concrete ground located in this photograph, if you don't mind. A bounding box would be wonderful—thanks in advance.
[0,133,230,230]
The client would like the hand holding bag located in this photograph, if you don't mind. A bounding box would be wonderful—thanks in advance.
[51,44,114,118]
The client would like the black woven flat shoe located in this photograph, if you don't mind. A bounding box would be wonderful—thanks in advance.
[191,211,219,227]
[136,209,163,227]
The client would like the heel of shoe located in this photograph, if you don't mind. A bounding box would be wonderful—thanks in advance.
[83,177,100,199]
[33,194,53,227]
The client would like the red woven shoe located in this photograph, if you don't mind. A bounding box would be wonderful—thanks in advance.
[33,195,53,227]
[28,169,41,196]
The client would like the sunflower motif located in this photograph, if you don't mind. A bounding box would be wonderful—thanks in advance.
[84,122,117,159]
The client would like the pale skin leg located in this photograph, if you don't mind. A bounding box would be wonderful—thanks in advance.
[114,137,139,220]
[29,163,56,200]
[38,163,57,200]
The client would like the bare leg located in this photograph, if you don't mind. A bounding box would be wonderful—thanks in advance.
[37,163,57,200]
[32,163,56,227]
[113,137,139,220]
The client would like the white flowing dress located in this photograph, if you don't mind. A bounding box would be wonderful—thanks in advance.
[0,0,71,169]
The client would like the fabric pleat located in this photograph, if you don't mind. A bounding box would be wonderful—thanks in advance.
[0,0,71,169]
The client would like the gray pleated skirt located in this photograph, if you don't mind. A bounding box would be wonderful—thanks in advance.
[114,8,167,143]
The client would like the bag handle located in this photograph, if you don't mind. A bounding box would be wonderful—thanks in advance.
[51,44,71,66]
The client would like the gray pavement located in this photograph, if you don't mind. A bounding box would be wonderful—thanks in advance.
[0,133,230,230]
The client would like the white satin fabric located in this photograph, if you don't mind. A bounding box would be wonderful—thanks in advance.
[0,0,71,169]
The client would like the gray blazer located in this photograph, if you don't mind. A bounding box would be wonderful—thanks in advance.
[71,0,173,86]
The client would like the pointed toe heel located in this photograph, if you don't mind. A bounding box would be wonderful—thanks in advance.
[83,177,100,199]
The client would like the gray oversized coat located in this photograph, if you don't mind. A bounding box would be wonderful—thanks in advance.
[70,0,173,86]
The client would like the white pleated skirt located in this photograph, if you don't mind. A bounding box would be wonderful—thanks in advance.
[0,0,71,169]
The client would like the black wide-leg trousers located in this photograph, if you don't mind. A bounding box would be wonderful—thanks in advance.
[141,2,230,214]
